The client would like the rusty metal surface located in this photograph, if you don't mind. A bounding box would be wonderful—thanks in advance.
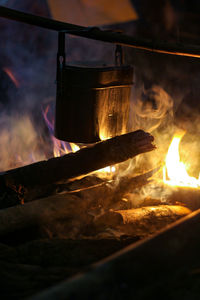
[31,209,200,299]
[55,64,133,142]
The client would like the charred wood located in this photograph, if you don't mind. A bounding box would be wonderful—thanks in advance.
[67,167,160,213]
[0,187,191,243]
[110,166,160,204]
[0,167,160,239]
[0,193,89,238]
[0,168,155,211]
[95,205,191,237]
[0,169,157,239]
[0,130,155,205]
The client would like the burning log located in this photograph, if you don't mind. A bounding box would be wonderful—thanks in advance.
[110,166,160,204]
[0,130,155,204]
[66,167,161,210]
[0,168,159,239]
[95,205,191,237]
[0,199,191,243]
[0,172,190,242]
[0,193,87,238]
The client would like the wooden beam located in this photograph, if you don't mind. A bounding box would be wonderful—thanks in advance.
[1,6,200,58]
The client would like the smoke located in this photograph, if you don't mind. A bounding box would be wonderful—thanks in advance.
[131,85,173,133]
[111,84,175,185]
[112,84,175,206]
[1,1,200,180]
[0,121,45,172]
[0,0,9,5]
[0,1,131,173]
[0,2,57,171]
[0,114,48,171]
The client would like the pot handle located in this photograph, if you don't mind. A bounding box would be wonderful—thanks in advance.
[57,29,124,70]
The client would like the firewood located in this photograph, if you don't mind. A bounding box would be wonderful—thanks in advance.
[95,205,191,237]
[110,166,161,204]
[0,165,161,244]
[0,169,159,239]
[0,130,155,203]
[0,193,88,237]
[0,167,158,211]
[67,167,161,211]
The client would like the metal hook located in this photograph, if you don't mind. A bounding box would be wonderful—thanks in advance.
[115,45,124,66]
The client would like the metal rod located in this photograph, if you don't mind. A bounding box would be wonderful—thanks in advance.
[56,32,65,113]
[1,5,200,58]
[57,32,65,69]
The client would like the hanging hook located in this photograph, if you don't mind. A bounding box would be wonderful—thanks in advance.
[115,45,124,66]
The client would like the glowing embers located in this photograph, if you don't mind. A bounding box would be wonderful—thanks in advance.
[163,131,200,188]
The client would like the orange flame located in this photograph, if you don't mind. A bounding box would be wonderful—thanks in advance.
[3,67,20,88]
[163,131,200,188]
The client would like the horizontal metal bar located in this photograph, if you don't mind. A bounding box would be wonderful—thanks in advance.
[31,209,200,299]
[1,6,200,58]
[66,84,133,90]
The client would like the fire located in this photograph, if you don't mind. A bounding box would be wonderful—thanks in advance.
[42,104,80,157]
[43,104,115,175]
[3,67,20,88]
[163,131,200,188]
[96,165,116,175]
[96,133,116,175]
